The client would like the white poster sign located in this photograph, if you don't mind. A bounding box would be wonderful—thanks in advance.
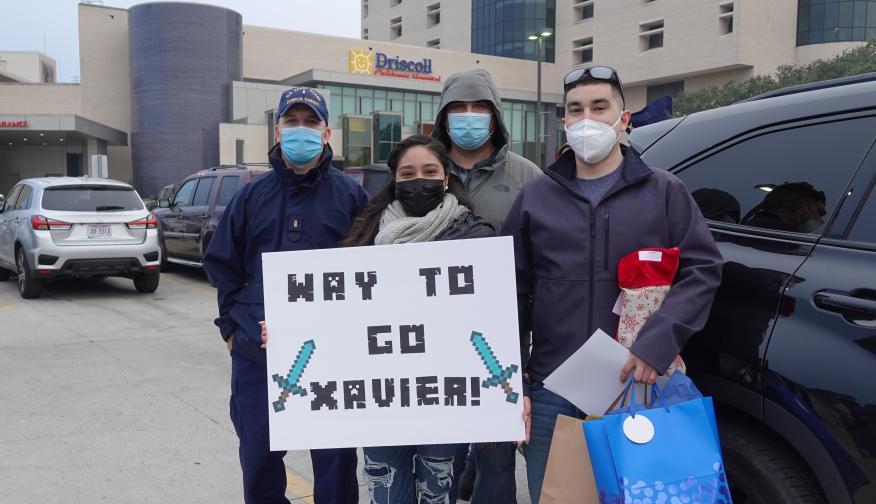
[262,237,524,451]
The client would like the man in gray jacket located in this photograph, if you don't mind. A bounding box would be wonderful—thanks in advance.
[432,69,541,502]
[433,69,542,232]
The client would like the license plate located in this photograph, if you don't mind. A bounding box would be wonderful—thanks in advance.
[87,224,112,239]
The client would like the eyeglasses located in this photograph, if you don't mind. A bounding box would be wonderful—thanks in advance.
[563,66,625,103]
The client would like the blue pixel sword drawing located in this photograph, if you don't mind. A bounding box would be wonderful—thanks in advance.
[272,339,316,413]
[470,331,519,403]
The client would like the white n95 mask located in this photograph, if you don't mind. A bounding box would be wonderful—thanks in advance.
[565,114,623,164]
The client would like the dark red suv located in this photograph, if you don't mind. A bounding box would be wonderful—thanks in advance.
[153,165,268,269]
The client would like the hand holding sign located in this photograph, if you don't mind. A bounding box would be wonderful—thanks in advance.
[259,321,268,349]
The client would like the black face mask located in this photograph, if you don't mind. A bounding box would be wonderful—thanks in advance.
[395,178,446,217]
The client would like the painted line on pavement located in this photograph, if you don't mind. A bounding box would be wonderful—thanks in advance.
[286,468,315,503]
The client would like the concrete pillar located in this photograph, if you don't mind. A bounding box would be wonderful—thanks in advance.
[84,138,108,178]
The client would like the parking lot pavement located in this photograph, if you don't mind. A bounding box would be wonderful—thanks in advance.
[0,270,532,503]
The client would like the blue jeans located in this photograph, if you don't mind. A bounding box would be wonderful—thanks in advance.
[471,442,517,503]
[522,384,586,504]
[363,444,468,504]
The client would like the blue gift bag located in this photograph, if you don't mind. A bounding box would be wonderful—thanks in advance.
[583,379,732,504]
[609,372,703,417]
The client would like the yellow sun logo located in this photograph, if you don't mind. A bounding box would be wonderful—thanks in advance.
[349,49,375,75]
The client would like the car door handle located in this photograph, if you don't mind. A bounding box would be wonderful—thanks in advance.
[814,291,876,318]
[198,214,209,218]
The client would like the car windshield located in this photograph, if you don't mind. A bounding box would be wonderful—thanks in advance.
[41,185,144,212]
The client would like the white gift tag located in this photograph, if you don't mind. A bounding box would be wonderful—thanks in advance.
[612,293,624,315]
[638,250,663,262]
[623,414,655,444]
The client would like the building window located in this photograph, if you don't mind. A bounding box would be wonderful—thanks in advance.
[572,36,594,64]
[427,3,441,27]
[319,83,439,128]
[265,111,275,147]
[470,0,557,63]
[235,139,244,164]
[373,113,402,163]
[797,0,876,46]
[500,99,546,165]
[573,0,594,22]
[719,2,734,35]
[639,19,664,51]
[427,37,441,48]
[390,16,403,39]
[646,80,684,103]
[362,0,368,18]
[343,116,373,167]
[362,28,369,40]
[41,62,55,83]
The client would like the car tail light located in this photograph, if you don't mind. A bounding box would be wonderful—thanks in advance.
[126,215,157,229]
[32,215,73,231]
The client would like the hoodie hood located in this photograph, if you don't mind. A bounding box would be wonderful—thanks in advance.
[432,69,509,151]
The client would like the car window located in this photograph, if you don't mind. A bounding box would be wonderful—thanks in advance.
[15,185,33,210]
[173,179,198,208]
[848,188,876,244]
[159,185,175,199]
[217,176,240,207]
[4,185,22,210]
[192,177,215,207]
[677,116,876,235]
[41,185,144,211]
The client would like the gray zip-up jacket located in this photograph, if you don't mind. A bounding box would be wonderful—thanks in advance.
[432,69,542,231]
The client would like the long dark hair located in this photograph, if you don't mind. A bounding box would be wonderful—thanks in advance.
[342,134,476,247]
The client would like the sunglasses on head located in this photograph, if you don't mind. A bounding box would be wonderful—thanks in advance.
[563,66,625,103]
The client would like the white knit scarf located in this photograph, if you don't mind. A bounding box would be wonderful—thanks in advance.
[374,193,467,245]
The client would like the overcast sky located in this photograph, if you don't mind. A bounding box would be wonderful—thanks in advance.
[1,0,362,82]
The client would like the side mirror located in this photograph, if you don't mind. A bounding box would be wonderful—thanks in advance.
[158,197,171,209]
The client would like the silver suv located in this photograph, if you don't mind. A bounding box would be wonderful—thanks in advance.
[0,177,161,298]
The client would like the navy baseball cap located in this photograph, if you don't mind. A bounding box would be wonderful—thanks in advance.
[276,87,329,125]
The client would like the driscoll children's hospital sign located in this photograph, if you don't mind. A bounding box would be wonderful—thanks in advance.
[349,49,442,82]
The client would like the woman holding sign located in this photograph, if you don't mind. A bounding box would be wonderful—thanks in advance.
[262,134,494,503]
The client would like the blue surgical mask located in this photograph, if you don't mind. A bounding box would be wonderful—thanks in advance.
[279,126,325,166]
[448,112,492,150]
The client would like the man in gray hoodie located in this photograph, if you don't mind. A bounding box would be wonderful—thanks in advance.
[432,69,541,502]
[433,69,542,233]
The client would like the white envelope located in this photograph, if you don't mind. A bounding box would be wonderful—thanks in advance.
[542,330,669,416]
[543,330,631,416]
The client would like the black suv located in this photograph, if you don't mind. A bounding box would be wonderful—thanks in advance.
[153,165,267,269]
[630,73,876,504]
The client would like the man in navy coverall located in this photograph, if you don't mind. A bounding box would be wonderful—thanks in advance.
[205,87,369,504]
